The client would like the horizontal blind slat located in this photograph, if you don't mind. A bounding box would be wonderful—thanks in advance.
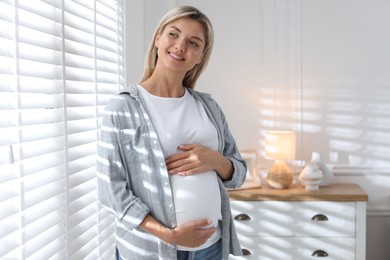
[97,71,119,84]
[24,167,64,191]
[19,76,61,94]
[0,56,16,75]
[96,13,117,32]
[65,53,95,70]
[19,0,61,23]
[69,204,97,231]
[26,239,65,260]
[97,0,117,19]
[65,66,95,82]
[65,40,94,58]
[69,230,98,260]
[0,110,17,128]
[69,169,96,190]
[0,218,17,242]
[68,143,96,162]
[0,178,19,203]
[25,229,65,259]
[0,163,16,182]
[65,26,94,46]
[18,9,61,37]
[20,109,63,126]
[97,59,119,73]
[24,196,64,225]
[24,181,64,209]
[70,0,94,12]
[68,156,96,176]
[0,196,19,222]
[96,46,118,62]
[19,59,62,79]
[19,123,63,142]
[18,26,61,50]
[20,138,64,160]
[96,28,117,47]
[0,1,15,25]
[68,130,97,146]
[64,11,94,35]
[0,231,21,259]
[19,42,61,65]
[67,119,97,134]
[40,0,61,9]
[0,127,18,146]
[66,95,96,108]
[20,93,62,109]
[21,151,65,175]
[0,36,15,57]
[65,80,96,94]
[64,1,94,22]
[24,210,63,242]
[96,83,120,94]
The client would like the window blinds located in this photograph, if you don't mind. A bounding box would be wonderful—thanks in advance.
[0,0,123,259]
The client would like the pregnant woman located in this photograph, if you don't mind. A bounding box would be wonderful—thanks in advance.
[97,6,247,260]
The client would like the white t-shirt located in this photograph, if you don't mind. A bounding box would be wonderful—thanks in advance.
[137,85,222,250]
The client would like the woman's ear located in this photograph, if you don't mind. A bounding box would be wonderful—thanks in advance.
[154,31,161,48]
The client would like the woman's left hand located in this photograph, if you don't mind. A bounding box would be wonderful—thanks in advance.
[165,144,233,180]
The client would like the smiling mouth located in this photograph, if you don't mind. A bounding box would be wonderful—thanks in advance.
[169,52,185,61]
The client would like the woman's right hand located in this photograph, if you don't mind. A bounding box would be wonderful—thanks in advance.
[168,219,216,248]
[140,214,216,248]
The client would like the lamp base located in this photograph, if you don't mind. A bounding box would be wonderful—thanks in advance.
[267,160,293,189]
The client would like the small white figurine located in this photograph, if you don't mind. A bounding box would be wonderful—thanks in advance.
[299,160,323,190]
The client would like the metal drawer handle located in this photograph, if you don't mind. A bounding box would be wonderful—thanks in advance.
[311,214,328,221]
[312,249,329,257]
[242,248,251,256]
[234,213,251,221]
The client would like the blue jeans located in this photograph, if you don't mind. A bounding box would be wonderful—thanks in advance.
[177,238,222,260]
[116,238,222,260]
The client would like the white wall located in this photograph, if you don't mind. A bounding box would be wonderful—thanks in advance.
[125,1,390,259]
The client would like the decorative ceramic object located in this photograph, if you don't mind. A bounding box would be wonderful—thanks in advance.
[298,161,323,190]
[310,152,334,186]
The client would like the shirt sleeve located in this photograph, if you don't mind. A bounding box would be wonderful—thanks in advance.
[219,108,247,188]
[97,95,150,230]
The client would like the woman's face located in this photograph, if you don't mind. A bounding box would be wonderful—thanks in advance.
[155,18,206,75]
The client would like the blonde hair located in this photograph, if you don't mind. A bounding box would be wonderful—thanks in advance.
[139,6,214,89]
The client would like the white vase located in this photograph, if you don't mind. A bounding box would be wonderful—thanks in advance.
[310,152,334,186]
[298,161,323,190]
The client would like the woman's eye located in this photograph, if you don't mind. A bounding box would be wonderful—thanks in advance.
[189,41,199,47]
[169,32,178,38]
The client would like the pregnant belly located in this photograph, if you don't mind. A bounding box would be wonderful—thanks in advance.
[170,171,222,227]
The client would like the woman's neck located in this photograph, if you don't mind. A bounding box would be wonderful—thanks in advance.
[140,71,186,98]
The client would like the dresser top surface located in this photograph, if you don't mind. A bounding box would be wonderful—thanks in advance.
[229,183,368,201]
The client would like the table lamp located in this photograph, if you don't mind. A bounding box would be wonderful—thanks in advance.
[265,131,296,189]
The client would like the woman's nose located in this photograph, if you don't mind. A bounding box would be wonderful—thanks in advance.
[175,39,185,52]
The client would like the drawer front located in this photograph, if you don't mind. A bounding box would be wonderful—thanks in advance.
[230,236,355,260]
[231,201,356,237]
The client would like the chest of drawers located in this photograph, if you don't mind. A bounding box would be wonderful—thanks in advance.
[229,183,368,260]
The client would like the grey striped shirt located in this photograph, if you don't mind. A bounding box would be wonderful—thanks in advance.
[97,83,247,259]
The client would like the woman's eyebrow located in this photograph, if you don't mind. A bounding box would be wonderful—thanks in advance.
[169,25,204,42]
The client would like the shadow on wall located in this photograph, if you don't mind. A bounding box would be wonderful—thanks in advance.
[257,81,390,167]
[257,80,390,194]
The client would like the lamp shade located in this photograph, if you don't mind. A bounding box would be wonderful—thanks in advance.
[265,131,296,160]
